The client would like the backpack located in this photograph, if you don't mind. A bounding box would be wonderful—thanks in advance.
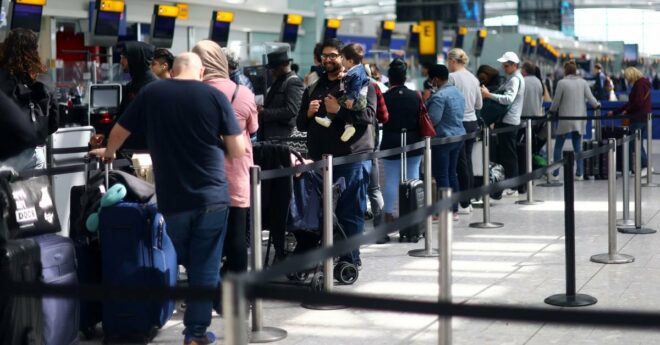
[477,74,523,126]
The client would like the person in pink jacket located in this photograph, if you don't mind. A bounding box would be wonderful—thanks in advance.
[193,40,258,275]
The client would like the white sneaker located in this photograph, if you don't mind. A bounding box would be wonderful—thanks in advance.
[641,168,648,177]
[457,205,472,215]
[504,189,518,197]
[340,125,356,142]
[315,116,332,128]
[452,213,459,222]
[574,175,584,181]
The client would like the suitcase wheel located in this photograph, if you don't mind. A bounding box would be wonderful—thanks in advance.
[310,272,324,292]
[409,235,420,243]
[334,262,359,285]
[287,271,309,282]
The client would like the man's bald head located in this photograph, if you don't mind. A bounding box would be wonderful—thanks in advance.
[172,52,205,81]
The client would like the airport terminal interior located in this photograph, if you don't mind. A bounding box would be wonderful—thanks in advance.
[1,0,660,344]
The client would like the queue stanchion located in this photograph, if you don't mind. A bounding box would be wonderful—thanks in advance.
[590,140,634,264]
[619,130,657,235]
[617,132,635,228]
[248,167,288,342]
[643,113,659,187]
[517,118,543,205]
[223,275,249,345]
[303,154,347,310]
[538,114,563,187]
[545,151,598,307]
[409,137,439,257]
[437,188,452,345]
[469,127,503,229]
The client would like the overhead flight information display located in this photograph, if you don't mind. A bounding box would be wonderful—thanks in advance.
[396,0,483,26]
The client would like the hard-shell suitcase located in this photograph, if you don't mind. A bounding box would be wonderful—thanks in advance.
[99,202,177,342]
[0,239,43,345]
[34,234,80,345]
[398,130,426,243]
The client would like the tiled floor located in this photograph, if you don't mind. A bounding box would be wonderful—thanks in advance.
[82,167,660,344]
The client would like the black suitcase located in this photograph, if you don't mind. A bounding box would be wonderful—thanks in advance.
[397,130,426,243]
[34,234,80,345]
[0,239,43,345]
[582,141,594,178]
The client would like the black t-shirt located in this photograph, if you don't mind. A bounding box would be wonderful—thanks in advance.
[118,79,241,214]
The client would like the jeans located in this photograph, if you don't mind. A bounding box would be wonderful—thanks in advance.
[368,159,384,226]
[163,205,229,337]
[382,156,423,214]
[334,161,371,265]
[0,147,45,172]
[457,121,479,208]
[628,122,648,168]
[553,131,583,177]
[432,142,463,212]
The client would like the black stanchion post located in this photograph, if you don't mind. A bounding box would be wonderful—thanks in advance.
[619,130,657,235]
[517,118,543,205]
[545,151,598,307]
[410,137,439,257]
[438,188,452,345]
[469,127,503,229]
[248,167,288,342]
[590,140,634,264]
[618,132,635,228]
[223,275,249,345]
[643,113,659,187]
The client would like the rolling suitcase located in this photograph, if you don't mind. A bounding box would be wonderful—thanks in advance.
[398,130,426,243]
[99,202,177,342]
[34,234,80,345]
[0,239,43,345]
[582,141,594,178]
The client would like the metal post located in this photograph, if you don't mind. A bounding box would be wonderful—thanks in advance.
[545,151,598,307]
[618,132,635,227]
[538,114,563,187]
[323,155,334,292]
[643,113,659,187]
[437,188,452,345]
[590,140,634,264]
[248,167,287,343]
[619,130,657,234]
[410,138,439,257]
[470,127,503,229]
[223,276,249,345]
[517,119,543,205]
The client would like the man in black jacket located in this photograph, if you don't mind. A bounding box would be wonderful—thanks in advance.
[118,41,158,150]
[259,50,303,140]
[297,39,376,268]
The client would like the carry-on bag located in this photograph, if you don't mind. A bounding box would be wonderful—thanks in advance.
[398,130,426,243]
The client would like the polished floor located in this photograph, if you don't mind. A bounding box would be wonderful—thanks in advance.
[82,156,660,344]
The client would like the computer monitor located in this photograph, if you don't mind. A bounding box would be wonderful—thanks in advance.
[210,19,231,47]
[10,3,43,33]
[94,10,121,37]
[90,84,121,109]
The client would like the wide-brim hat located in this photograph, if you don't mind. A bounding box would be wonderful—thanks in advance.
[266,50,292,69]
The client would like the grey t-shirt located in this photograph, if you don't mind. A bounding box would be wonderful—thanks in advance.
[522,75,544,117]
[449,69,483,122]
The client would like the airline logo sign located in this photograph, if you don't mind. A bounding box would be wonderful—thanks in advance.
[419,20,436,56]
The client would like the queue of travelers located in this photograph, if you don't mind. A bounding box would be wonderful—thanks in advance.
[1,26,656,345]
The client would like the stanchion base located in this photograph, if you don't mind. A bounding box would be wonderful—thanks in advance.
[408,248,439,257]
[469,222,504,229]
[301,303,348,310]
[590,253,635,264]
[616,219,636,227]
[642,183,660,187]
[544,293,597,307]
[249,327,288,343]
[537,181,563,188]
[515,200,544,205]
[618,227,657,234]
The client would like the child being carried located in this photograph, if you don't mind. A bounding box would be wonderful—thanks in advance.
[315,43,369,142]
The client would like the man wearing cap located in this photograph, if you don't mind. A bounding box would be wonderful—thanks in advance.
[258,49,304,140]
[481,51,525,196]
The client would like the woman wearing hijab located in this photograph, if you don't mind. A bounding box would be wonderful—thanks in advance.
[192,40,258,275]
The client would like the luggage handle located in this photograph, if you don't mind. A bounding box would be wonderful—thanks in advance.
[400,129,407,182]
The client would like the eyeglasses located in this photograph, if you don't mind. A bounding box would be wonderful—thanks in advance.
[320,53,340,61]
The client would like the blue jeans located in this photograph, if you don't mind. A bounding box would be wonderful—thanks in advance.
[553,131,583,177]
[432,142,463,212]
[163,205,229,337]
[382,156,423,214]
[628,122,648,168]
[334,161,370,265]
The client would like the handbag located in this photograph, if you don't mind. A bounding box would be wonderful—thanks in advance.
[417,93,436,138]
[0,172,60,240]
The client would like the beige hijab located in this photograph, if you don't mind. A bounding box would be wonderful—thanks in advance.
[191,40,229,81]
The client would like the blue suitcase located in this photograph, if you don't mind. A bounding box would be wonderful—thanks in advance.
[99,202,177,342]
[34,234,80,345]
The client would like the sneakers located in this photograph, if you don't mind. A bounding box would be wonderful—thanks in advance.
[452,213,459,222]
[574,175,584,181]
[503,189,518,197]
[315,116,332,128]
[184,332,217,345]
[457,205,472,215]
[641,168,648,177]
[340,125,356,142]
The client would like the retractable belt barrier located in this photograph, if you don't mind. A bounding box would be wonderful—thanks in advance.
[16,158,131,179]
